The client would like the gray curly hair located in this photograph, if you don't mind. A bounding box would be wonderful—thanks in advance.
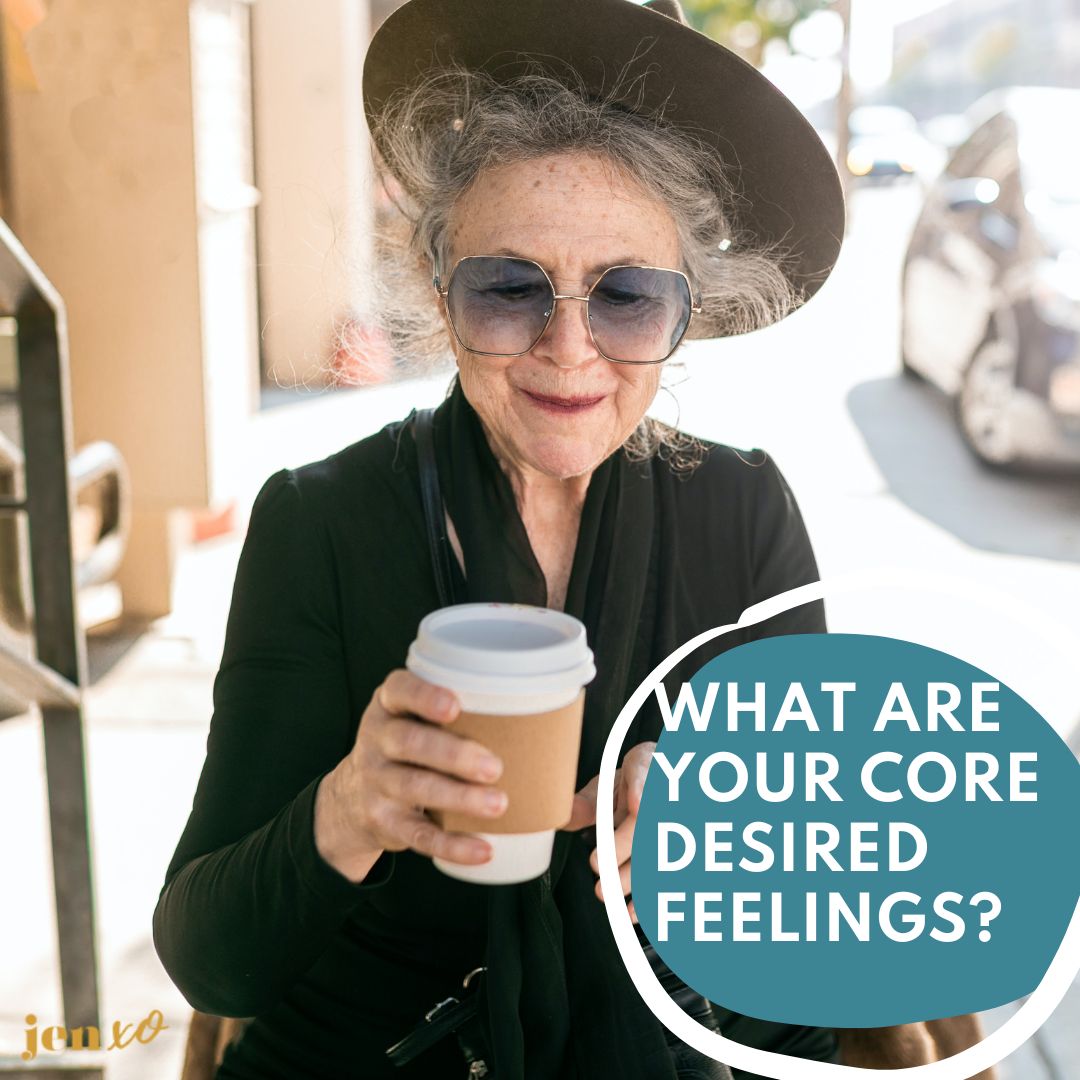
[359,62,798,471]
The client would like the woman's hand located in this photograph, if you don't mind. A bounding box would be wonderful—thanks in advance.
[562,740,656,924]
[314,669,507,883]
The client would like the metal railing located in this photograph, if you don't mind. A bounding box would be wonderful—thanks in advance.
[0,430,130,636]
[0,215,100,1035]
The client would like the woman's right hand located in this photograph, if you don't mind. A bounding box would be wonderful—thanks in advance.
[313,669,507,883]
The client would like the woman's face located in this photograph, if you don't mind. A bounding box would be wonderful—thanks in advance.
[444,153,682,482]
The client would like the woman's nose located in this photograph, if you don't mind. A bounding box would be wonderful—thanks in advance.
[532,295,601,369]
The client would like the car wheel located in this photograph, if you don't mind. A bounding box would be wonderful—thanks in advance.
[899,331,923,380]
[957,334,1021,468]
[898,273,924,381]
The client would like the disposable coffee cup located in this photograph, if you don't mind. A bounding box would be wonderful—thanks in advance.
[406,602,596,885]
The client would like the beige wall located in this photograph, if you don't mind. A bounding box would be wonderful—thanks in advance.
[4,0,266,615]
[251,0,373,389]
[1,0,376,616]
[6,0,212,510]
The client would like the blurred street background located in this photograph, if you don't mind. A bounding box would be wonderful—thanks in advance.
[0,0,1077,1076]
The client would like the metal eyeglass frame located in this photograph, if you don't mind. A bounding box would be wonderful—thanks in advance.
[433,254,703,365]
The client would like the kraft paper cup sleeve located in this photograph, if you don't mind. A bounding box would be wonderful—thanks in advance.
[432,691,586,835]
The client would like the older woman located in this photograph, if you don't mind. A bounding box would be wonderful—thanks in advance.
[154,1,848,1078]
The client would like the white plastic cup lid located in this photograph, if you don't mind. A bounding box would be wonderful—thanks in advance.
[406,602,596,697]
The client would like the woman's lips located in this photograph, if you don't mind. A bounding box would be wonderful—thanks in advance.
[520,389,608,415]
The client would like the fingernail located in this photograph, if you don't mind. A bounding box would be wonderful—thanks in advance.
[589,848,598,872]
[478,755,502,781]
[474,842,493,862]
[435,691,455,715]
[484,790,508,815]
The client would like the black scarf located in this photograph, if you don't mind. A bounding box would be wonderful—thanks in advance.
[431,378,679,1080]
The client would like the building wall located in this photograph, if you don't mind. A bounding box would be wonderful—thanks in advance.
[1,0,378,615]
[3,0,268,615]
[6,0,212,510]
[251,0,373,391]
[892,0,1080,118]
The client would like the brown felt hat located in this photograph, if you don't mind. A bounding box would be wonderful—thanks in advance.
[362,0,845,335]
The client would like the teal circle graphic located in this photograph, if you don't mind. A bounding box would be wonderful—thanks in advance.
[632,633,1080,1028]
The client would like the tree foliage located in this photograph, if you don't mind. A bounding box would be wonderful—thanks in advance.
[680,0,830,66]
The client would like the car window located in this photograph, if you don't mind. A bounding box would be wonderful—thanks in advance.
[946,112,1015,180]
[969,142,1021,222]
[993,165,1022,227]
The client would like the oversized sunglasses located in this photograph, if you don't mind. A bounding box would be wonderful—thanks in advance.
[434,255,702,365]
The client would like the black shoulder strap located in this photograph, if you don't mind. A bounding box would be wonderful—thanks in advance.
[412,407,457,608]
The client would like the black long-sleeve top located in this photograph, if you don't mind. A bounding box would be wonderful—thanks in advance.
[153,386,836,1079]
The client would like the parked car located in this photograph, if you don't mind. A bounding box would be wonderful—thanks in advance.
[900,87,1080,470]
[846,105,935,184]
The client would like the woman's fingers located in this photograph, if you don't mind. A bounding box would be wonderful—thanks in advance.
[594,857,632,900]
[582,743,657,908]
[380,802,493,865]
[564,794,596,832]
[612,811,636,866]
[320,670,513,876]
[588,811,635,873]
[373,671,503,784]
[377,762,508,820]
[564,761,638,832]
[377,668,460,725]
[376,715,503,784]
[621,741,656,817]
[613,770,629,829]
[587,783,635,900]
[585,742,656,866]
[562,774,600,831]
[576,742,656,839]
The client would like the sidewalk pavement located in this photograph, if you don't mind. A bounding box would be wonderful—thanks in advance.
[1,371,1077,1079]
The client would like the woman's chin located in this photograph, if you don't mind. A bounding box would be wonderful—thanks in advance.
[517,435,611,481]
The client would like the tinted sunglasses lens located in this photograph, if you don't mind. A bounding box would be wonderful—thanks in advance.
[589,266,693,363]
[445,257,553,355]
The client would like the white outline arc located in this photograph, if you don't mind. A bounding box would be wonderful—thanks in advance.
[595,567,1080,1079]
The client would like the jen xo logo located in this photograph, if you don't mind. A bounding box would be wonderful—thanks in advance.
[22,1010,169,1061]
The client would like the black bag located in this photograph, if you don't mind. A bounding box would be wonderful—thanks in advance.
[385,965,492,1077]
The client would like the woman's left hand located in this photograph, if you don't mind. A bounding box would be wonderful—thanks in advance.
[562,740,656,924]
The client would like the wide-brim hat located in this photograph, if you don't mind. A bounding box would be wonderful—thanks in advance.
[362,0,845,337]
